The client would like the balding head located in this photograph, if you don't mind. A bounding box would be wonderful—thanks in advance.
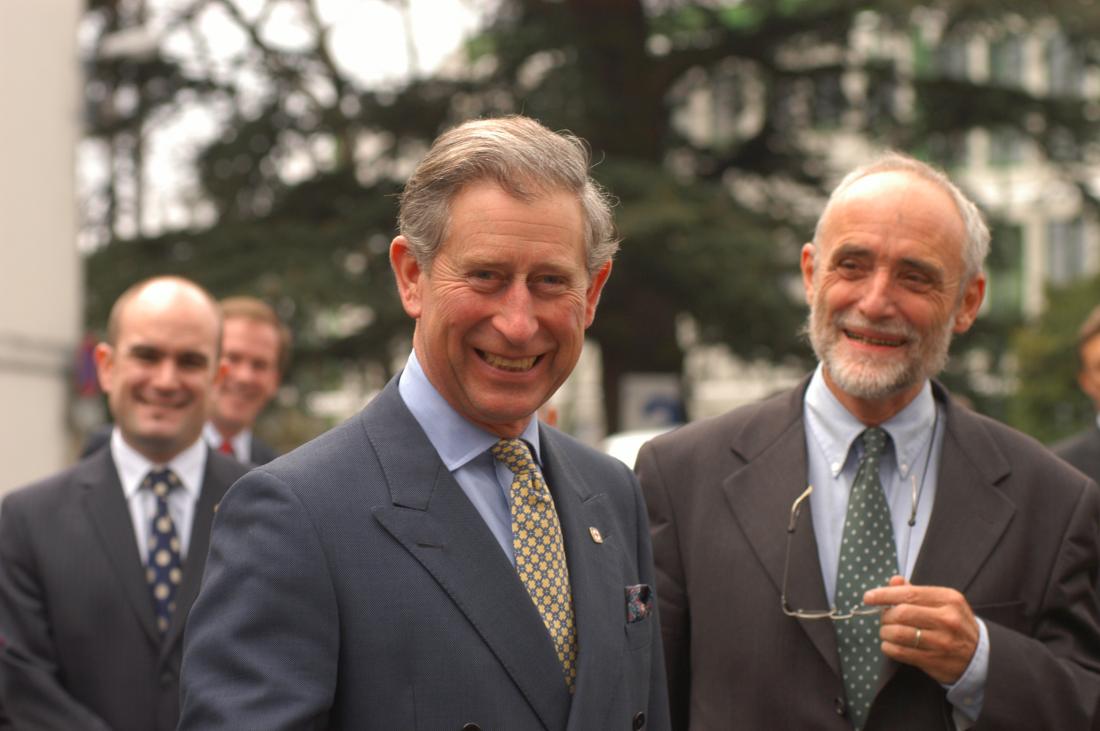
[95,276,223,463]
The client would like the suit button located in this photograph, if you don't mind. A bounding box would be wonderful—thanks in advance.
[159,672,174,687]
[834,697,847,717]
[461,724,481,731]
[632,711,646,729]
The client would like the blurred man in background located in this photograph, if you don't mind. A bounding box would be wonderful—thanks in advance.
[82,294,289,465]
[1053,304,1100,484]
[0,276,247,731]
[205,296,289,464]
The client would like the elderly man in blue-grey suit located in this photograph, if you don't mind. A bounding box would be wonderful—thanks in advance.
[179,116,670,731]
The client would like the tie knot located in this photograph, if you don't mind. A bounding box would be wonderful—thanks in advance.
[142,469,180,500]
[490,438,536,475]
[860,427,888,459]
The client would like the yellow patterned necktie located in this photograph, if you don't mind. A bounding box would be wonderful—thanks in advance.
[491,438,578,692]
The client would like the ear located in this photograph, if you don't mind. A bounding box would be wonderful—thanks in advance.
[390,236,426,319]
[799,243,817,305]
[583,260,613,328]
[94,342,115,393]
[952,273,986,334]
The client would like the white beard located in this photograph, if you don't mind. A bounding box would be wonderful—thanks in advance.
[806,300,955,401]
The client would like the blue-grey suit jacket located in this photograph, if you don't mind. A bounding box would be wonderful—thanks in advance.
[180,378,670,730]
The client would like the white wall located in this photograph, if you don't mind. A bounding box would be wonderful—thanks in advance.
[0,1,82,494]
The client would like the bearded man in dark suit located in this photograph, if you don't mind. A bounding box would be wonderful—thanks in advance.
[637,154,1100,730]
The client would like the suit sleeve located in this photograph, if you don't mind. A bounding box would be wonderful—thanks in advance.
[178,469,339,730]
[978,476,1100,729]
[626,460,673,731]
[0,496,113,731]
[635,440,691,731]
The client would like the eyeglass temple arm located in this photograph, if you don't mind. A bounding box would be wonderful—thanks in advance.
[787,485,814,533]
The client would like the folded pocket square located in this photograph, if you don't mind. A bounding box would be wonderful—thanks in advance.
[626,584,653,623]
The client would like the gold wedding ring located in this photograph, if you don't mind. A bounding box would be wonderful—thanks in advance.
[913,627,922,649]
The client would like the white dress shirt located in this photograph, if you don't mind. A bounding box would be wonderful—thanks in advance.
[111,428,206,561]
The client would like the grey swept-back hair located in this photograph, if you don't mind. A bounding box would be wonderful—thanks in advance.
[812,151,991,282]
[397,115,618,277]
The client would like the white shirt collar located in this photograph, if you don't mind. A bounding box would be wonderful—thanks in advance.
[111,428,207,500]
[805,364,937,479]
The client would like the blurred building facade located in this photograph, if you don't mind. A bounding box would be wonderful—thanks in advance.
[0,2,83,495]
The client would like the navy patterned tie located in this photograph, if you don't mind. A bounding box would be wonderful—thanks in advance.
[143,469,184,637]
[491,438,578,692]
[834,427,897,730]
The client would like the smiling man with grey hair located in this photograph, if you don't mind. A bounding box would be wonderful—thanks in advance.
[637,152,1100,730]
[180,116,670,731]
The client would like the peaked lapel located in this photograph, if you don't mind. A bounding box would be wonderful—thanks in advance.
[719,381,842,676]
[80,450,160,647]
[538,428,625,731]
[160,449,239,657]
[366,382,570,731]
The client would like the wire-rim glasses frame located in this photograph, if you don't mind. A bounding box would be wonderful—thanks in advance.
[779,485,887,621]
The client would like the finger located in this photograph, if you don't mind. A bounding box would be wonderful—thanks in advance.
[880,623,927,651]
[864,583,961,607]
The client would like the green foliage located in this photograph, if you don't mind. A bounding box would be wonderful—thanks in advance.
[80,0,1100,432]
[1009,274,1100,443]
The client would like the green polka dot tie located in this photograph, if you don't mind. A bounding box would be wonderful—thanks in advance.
[142,469,184,637]
[834,427,897,730]
[491,438,578,692]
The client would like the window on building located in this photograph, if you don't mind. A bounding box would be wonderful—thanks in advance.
[936,35,969,80]
[1046,217,1087,285]
[989,127,1026,167]
[986,223,1023,316]
[989,34,1024,88]
[1046,32,1084,97]
[812,74,845,129]
[925,131,969,169]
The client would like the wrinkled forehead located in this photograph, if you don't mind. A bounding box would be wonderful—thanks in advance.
[818,171,967,261]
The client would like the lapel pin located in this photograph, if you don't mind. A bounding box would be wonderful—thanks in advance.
[589,526,603,544]
[213,502,220,513]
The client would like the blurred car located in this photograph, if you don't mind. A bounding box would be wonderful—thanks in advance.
[602,426,680,468]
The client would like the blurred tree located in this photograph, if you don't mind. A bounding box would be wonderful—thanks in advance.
[1010,273,1100,444]
[82,0,1100,434]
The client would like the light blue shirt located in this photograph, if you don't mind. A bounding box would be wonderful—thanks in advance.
[398,350,540,565]
[803,365,988,724]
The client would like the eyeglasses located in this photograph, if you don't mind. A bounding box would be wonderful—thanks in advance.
[779,485,885,621]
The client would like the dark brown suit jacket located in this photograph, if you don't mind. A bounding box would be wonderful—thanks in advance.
[637,379,1100,730]
[0,446,246,731]
[1054,424,1100,487]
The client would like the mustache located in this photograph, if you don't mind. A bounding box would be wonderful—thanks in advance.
[833,312,917,341]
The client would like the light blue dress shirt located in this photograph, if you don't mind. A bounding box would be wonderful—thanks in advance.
[803,365,988,724]
[397,350,541,565]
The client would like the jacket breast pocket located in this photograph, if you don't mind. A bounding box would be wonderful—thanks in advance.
[625,614,653,651]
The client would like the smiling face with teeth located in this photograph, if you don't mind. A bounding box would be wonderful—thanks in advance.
[801,170,986,423]
[95,279,223,463]
[391,181,612,437]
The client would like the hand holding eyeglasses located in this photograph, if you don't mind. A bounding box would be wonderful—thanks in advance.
[863,575,980,685]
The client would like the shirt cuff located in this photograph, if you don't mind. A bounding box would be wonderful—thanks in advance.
[944,617,988,726]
